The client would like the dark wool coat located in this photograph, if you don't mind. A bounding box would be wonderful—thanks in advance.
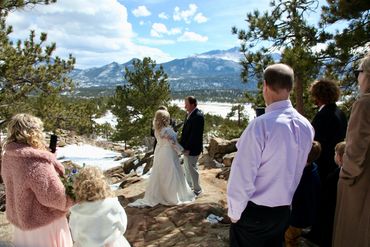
[311,103,347,182]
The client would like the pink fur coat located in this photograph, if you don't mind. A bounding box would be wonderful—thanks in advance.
[1,142,74,230]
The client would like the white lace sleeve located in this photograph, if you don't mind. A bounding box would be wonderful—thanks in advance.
[161,127,184,154]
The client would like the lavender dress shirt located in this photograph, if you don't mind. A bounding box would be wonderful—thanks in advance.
[227,100,314,221]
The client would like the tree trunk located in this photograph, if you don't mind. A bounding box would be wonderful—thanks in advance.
[295,76,304,115]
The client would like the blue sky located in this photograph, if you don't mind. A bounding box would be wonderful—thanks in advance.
[6,0,325,69]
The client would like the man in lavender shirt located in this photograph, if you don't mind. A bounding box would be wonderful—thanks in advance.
[227,63,314,247]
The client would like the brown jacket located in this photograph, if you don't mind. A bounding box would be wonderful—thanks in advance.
[333,94,370,247]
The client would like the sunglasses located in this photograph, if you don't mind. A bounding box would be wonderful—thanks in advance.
[354,69,363,78]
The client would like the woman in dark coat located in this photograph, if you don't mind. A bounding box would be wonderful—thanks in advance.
[306,79,348,244]
[310,79,348,183]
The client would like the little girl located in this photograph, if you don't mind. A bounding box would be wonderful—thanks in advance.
[69,166,130,247]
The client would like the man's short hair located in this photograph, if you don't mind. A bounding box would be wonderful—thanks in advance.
[158,105,168,111]
[185,96,197,106]
[264,64,294,92]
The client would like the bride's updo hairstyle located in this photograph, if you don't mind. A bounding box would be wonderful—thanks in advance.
[153,110,170,132]
[4,113,47,150]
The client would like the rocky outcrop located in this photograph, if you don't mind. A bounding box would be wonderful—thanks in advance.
[207,137,237,162]
[124,203,229,247]
[0,184,5,212]
[222,152,236,167]
[198,137,237,179]
[117,167,230,247]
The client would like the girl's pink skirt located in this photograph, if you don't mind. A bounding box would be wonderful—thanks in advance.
[13,217,73,247]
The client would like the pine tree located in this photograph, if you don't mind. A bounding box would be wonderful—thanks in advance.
[320,0,370,99]
[0,0,75,122]
[29,93,99,135]
[233,0,329,115]
[111,57,170,146]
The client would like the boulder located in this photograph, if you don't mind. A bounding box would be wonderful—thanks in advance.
[142,155,154,175]
[222,152,236,167]
[216,167,231,180]
[0,183,5,212]
[0,212,13,244]
[122,157,139,174]
[207,137,237,159]
[104,166,126,184]
[198,153,214,168]
[122,149,135,157]
[121,150,154,175]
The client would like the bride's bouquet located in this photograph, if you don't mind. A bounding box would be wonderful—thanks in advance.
[60,166,82,200]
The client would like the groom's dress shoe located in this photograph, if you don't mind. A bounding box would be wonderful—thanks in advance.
[194,190,202,197]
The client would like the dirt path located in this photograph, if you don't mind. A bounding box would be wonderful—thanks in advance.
[118,167,230,247]
[0,167,231,246]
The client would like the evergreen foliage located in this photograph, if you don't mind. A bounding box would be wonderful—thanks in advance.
[111,57,171,146]
[320,0,370,102]
[26,94,106,135]
[205,113,248,140]
[232,0,326,115]
[0,0,75,123]
[234,0,369,117]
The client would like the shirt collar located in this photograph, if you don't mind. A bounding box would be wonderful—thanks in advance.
[265,99,292,113]
[318,104,325,111]
[187,107,197,118]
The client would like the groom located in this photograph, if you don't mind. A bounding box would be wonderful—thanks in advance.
[180,96,204,196]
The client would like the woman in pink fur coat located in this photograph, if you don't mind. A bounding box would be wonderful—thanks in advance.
[1,113,74,247]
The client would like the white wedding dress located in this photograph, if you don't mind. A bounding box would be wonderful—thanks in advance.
[129,127,195,207]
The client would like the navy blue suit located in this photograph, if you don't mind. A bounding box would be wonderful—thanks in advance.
[179,108,204,193]
[180,108,204,156]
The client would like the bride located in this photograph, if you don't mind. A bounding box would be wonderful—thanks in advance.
[129,109,195,207]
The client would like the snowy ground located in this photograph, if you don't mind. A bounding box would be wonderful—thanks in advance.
[94,101,257,127]
[79,101,258,170]
[171,100,256,120]
[56,144,126,171]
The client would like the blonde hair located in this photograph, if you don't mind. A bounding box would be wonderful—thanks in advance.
[360,53,370,75]
[335,141,346,157]
[4,113,47,150]
[73,166,113,202]
[359,53,370,93]
[153,110,170,132]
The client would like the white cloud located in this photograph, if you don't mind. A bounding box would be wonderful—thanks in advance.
[150,23,181,37]
[178,31,208,42]
[6,0,171,68]
[158,12,168,19]
[132,5,151,17]
[173,4,197,24]
[138,38,175,45]
[194,13,208,23]
[139,20,145,26]
[150,23,167,37]
[170,27,181,35]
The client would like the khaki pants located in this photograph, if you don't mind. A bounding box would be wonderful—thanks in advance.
[183,154,201,192]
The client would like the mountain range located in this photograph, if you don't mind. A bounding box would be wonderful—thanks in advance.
[70,47,278,94]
